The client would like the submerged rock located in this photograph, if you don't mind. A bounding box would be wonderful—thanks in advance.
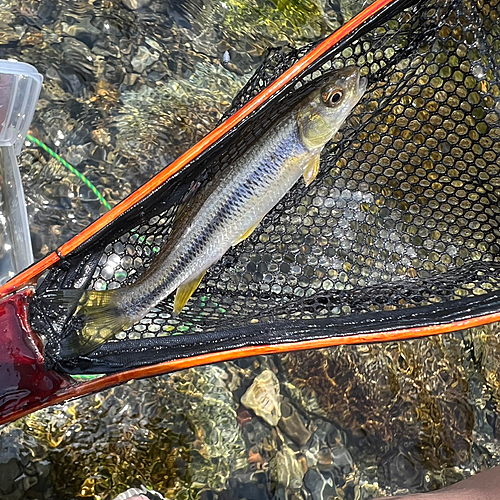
[282,338,475,458]
[0,427,54,500]
[113,484,164,500]
[281,331,486,494]
[269,444,304,490]
[131,46,159,73]
[303,468,337,500]
[278,401,311,446]
[17,366,246,499]
[122,0,152,10]
[241,369,282,427]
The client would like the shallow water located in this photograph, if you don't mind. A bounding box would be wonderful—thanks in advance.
[1,0,500,499]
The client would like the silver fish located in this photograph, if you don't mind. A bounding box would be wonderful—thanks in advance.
[57,66,367,356]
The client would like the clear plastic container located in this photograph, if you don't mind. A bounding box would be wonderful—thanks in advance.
[0,60,42,284]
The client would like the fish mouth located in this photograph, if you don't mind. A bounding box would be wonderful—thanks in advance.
[331,66,367,97]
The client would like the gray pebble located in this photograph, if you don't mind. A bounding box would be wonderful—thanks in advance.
[122,0,152,10]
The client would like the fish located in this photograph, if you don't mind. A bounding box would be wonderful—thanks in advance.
[52,66,367,357]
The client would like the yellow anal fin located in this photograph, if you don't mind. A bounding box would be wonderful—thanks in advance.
[303,155,320,186]
[173,270,207,315]
[234,220,261,245]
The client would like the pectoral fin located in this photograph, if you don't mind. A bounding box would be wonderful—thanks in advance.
[173,270,207,315]
[303,155,320,186]
[234,220,261,245]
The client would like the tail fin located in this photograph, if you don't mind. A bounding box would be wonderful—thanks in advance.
[43,288,135,358]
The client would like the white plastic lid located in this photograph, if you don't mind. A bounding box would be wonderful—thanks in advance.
[0,60,43,155]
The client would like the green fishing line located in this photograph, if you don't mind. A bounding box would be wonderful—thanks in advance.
[71,374,105,381]
[26,134,111,211]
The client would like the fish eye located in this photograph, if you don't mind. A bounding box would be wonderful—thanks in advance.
[321,87,343,107]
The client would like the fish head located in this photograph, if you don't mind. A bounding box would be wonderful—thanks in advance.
[297,66,367,150]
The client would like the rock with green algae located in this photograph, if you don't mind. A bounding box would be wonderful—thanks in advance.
[215,0,339,60]
[14,365,247,500]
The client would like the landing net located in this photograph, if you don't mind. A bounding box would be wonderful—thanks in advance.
[29,0,500,374]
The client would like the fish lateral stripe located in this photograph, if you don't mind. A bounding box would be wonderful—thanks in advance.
[28,0,500,379]
[3,0,496,426]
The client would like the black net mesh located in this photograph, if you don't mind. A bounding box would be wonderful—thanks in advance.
[29,0,500,374]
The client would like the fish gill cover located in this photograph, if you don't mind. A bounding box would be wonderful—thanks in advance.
[30,0,500,374]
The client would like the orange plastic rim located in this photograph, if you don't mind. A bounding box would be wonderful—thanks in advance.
[2,306,499,425]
